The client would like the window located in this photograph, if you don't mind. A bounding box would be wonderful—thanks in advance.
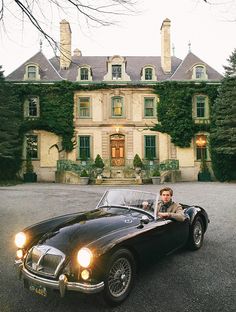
[78,97,90,118]
[145,68,153,80]
[80,68,89,80]
[26,135,38,159]
[192,65,208,80]
[193,95,208,119]
[78,136,90,160]
[144,136,156,159]
[112,65,122,80]
[195,135,208,160]
[24,97,40,118]
[28,66,37,80]
[144,98,155,117]
[112,97,123,117]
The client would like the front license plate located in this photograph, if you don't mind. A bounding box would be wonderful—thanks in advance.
[28,282,47,297]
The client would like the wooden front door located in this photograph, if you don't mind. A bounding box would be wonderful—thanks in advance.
[110,134,125,166]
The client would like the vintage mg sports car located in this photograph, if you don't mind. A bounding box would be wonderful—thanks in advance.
[14,189,209,305]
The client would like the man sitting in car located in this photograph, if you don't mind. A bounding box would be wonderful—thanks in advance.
[157,187,185,222]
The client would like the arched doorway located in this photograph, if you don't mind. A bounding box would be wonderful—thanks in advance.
[110,134,125,166]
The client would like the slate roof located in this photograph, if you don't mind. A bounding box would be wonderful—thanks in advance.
[6,50,223,82]
[6,51,62,81]
[170,52,223,81]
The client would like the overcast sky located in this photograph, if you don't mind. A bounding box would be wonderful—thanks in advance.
[0,0,235,76]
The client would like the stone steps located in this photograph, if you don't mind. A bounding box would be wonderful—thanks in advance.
[101,178,138,185]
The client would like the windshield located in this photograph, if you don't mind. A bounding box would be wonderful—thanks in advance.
[97,189,158,216]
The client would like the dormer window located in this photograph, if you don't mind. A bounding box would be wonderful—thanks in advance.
[141,65,157,81]
[192,65,208,80]
[103,56,131,81]
[77,65,92,81]
[112,65,122,80]
[24,64,40,80]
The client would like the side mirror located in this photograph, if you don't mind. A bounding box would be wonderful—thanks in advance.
[138,215,150,228]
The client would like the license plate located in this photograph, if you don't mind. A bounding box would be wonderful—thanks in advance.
[28,282,47,297]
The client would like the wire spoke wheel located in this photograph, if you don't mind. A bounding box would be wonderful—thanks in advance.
[193,220,203,247]
[108,257,132,297]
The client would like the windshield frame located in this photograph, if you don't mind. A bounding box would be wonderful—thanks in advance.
[96,189,159,219]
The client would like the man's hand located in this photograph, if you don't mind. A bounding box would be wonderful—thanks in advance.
[158,212,170,218]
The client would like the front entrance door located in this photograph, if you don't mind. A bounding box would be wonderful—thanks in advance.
[110,134,125,166]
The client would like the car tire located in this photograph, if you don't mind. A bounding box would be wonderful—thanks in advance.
[188,216,204,250]
[102,248,136,306]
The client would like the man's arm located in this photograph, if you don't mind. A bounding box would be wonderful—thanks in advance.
[168,203,185,222]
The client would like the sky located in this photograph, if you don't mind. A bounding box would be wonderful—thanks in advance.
[0,0,236,76]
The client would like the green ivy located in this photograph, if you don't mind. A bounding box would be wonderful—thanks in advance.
[152,81,219,147]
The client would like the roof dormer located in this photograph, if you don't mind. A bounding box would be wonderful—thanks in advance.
[23,63,41,80]
[141,65,157,81]
[77,65,92,81]
[103,55,131,81]
[192,64,208,80]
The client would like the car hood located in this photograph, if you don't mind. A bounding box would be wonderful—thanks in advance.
[38,209,140,256]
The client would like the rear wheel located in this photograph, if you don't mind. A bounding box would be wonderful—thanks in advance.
[188,216,204,250]
[103,248,136,306]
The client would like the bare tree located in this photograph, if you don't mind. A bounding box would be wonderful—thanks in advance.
[0,0,137,51]
[201,0,236,21]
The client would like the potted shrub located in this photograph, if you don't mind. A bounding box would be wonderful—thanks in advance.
[133,154,143,174]
[151,168,161,185]
[79,169,90,185]
[23,155,37,182]
[94,154,105,177]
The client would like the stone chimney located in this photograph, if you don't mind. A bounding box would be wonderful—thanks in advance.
[160,18,171,73]
[60,20,72,69]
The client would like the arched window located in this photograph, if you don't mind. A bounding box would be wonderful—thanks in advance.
[24,64,40,80]
[141,65,157,81]
[192,65,208,80]
[77,65,92,81]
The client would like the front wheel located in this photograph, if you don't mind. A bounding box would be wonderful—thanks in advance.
[103,248,136,306]
[188,216,204,250]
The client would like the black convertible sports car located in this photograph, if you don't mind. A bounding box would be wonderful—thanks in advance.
[14,189,209,305]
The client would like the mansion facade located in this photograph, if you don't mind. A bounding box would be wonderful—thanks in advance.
[6,19,223,182]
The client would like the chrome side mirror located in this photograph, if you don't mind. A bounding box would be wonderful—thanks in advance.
[138,215,150,228]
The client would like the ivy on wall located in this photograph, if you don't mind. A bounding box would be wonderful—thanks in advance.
[152,81,219,147]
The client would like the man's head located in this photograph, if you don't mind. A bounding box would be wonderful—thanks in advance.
[159,187,173,203]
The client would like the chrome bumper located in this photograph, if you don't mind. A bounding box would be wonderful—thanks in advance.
[15,261,104,297]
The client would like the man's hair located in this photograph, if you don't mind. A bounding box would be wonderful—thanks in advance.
[160,187,173,196]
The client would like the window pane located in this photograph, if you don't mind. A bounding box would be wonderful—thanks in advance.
[112,65,122,79]
[145,136,156,159]
[196,96,206,118]
[79,136,90,159]
[145,68,153,80]
[28,66,36,79]
[79,97,90,117]
[28,97,38,116]
[196,66,204,79]
[196,147,207,160]
[112,97,123,116]
[26,135,38,159]
[144,98,154,117]
[80,68,89,80]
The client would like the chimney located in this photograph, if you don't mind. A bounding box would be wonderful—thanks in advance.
[160,18,171,73]
[60,20,72,69]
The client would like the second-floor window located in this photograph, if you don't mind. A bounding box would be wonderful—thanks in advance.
[26,135,38,159]
[80,68,89,80]
[78,97,91,118]
[78,136,91,160]
[112,65,122,80]
[112,97,123,117]
[24,97,40,118]
[144,98,155,117]
[145,68,153,80]
[144,135,156,159]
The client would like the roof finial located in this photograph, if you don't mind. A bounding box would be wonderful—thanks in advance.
[40,39,42,52]
[188,41,191,53]
[172,43,175,56]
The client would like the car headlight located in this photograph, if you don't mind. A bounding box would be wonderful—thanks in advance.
[15,232,26,248]
[77,247,93,268]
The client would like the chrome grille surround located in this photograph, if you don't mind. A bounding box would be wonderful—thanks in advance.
[25,245,66,278]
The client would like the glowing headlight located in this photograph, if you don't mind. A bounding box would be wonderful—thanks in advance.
[15,232,26,248]
[77,248,93,268]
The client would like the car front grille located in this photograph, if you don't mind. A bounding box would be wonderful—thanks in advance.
[25,245,66,277]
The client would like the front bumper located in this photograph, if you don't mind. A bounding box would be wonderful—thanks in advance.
[15,260,104,297]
